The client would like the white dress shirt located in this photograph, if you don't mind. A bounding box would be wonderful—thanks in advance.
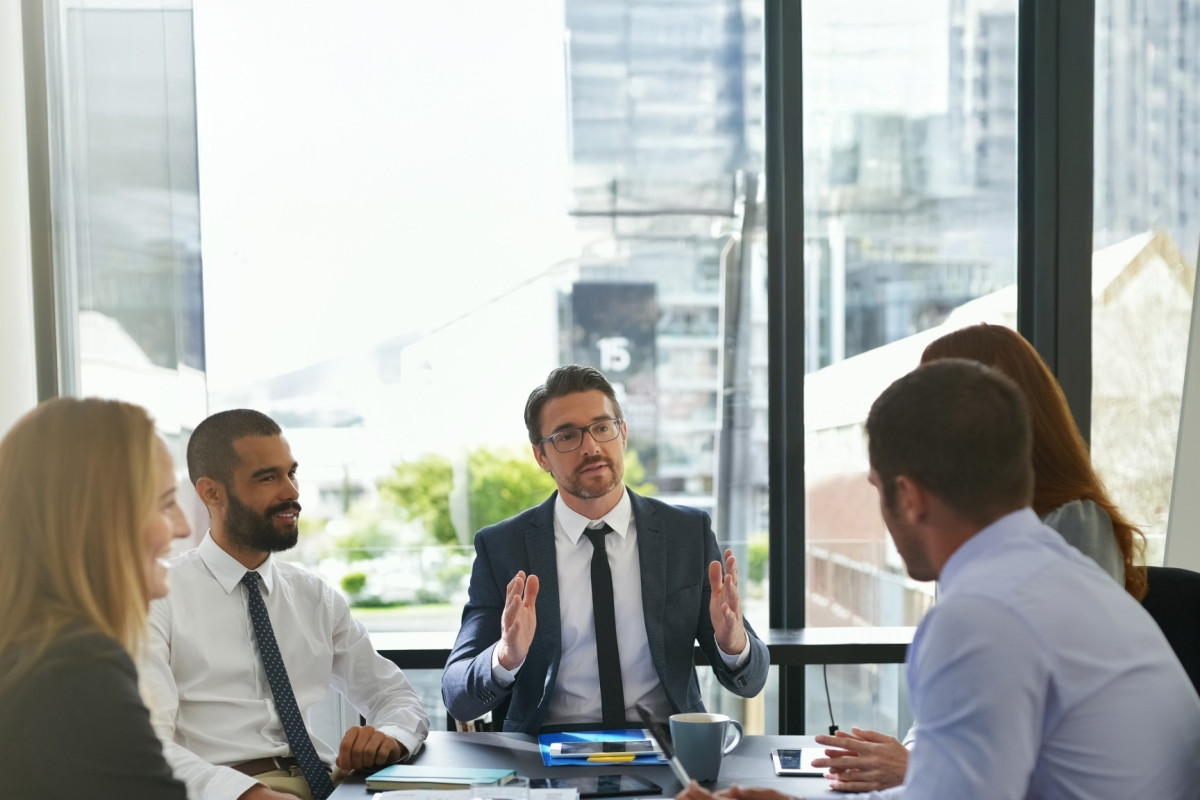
[142,533,430,800]
[866,509,1200,799]
[492,488,747,726]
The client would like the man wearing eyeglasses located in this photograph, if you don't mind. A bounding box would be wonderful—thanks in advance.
[442,365,768,733]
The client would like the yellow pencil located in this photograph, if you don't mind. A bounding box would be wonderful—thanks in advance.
[586,754,637,762]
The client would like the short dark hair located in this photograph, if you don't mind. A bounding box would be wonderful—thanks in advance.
[524,365,624,445]
[186,409,281,487]
[866,359,1034,524]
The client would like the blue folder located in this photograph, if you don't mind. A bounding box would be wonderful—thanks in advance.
[537,728,669,767]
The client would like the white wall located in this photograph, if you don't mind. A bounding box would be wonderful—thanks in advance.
[1166,264,1200,570]
[0,1,39,435]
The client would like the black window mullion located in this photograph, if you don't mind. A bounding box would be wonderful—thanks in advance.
[765,0,807,734]
[1017,0,1095,441]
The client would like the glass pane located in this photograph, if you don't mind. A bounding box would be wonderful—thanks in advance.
[43,0,208,542]
[803,1,1019,626]
[805,663,910,739]
[1092,0,1200,566]
[192,0,769,637]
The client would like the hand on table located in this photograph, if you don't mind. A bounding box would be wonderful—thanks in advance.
[708,550,747,654]
[676,780,801,800]
[496,571,539,670]
[336,725,405,771]
[811,727,908,792]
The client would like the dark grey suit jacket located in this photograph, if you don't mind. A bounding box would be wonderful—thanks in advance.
[440,489,769,733]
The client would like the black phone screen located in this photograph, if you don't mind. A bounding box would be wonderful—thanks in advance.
[529,775,663,798]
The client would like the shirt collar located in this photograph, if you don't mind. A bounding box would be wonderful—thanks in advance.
[938,507,1040,594]
[554,486,632,545]
[198,530,277,595]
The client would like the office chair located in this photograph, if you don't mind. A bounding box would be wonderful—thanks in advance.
[447,696,510,732]
[1142,565,1200,697]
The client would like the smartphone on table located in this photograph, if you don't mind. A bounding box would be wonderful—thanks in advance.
[548,740,659,756]
[770,747,825,776]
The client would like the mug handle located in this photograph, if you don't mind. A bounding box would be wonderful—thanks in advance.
[722,719,744,754]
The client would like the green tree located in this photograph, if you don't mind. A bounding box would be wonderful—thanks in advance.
[378,454,457,544]
[621,449,657,497]
[377,446,661,545]
[341,571,367,596]
[467,447,658,531]
[467,449,557,531]
[746,534,769,584]
[334,520,397,561]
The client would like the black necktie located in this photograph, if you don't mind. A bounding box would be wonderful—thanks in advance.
[242,571,335,800]
[583,523,626,728]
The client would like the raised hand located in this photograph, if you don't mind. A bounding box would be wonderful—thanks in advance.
[495,571,539,670]
[708,549,747,655]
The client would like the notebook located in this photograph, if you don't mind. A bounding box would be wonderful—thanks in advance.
[365,765,517,791]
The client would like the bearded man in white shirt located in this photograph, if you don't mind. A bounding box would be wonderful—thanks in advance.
[142,410,429,800]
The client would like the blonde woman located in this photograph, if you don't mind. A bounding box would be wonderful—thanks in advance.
[0,398,188,799]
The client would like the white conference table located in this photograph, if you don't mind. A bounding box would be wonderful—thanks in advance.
[331,731,843,799]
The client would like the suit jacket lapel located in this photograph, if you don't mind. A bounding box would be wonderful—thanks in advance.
[526,493,561,672]
[632,491,668,670]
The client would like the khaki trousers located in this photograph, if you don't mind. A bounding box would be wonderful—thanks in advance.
[251,766,344,800]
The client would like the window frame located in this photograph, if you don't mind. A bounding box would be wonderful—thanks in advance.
[21,0,1099,734]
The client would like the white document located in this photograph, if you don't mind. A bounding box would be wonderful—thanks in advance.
[377,790,578,800]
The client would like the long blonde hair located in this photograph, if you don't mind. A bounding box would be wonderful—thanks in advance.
[0,398,159,697]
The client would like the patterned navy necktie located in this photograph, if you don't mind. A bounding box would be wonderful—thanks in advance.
[583,523,626,728]
[242,571,335,800]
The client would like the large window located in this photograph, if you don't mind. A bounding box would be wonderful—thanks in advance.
[40,0,207,545]
[798,0,1017,731]
[27,0,1188,735]
[190,0,770,724]
[1091,0,1200,564]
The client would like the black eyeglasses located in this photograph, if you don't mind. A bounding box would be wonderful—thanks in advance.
[539,418,624,453]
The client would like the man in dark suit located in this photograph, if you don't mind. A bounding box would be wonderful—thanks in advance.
[442,365,768,733]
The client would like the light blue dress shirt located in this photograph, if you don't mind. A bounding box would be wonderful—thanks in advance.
[867,508,1200,800]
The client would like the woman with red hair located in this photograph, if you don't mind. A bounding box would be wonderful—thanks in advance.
[811,323,1147,793]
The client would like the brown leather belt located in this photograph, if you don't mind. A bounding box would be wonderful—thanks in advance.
[230,756,301,776]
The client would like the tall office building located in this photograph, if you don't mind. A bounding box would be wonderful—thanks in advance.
[804,0,1017,371]
[1094,0,1200,256]
[562,0,764,502]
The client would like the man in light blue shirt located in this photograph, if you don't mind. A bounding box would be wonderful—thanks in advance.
[679,359,1200,800]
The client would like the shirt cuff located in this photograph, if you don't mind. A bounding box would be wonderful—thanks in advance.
[490,646,522,687]
[715,631,751,668]
[377,724,423,761]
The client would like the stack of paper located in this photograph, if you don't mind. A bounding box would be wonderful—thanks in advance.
[365,766,517,791]
[376,791,577,800]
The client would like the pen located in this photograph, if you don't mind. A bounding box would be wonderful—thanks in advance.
[664,754,691,789]
[635,701,692,789]
[586,754,637,762]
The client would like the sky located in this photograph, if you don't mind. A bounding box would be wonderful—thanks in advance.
[192,0,580,391]
[190,0,959,393]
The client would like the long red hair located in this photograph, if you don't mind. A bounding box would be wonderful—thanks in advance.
[921,323,1147,600]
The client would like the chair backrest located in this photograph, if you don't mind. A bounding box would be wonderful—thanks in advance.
[1142,566,1200,697]
[447,696,510,732]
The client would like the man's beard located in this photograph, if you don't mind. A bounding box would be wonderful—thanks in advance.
[562,455,624,500]
[225,490,301,553]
